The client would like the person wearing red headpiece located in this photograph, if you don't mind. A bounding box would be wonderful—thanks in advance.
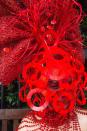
[0,0,87,131]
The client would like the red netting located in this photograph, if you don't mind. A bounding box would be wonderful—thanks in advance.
[0,0,85,85]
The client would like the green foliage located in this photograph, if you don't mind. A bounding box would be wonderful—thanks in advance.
[4,82,19,108]
[81,17,87,45]
[4,81,28,108]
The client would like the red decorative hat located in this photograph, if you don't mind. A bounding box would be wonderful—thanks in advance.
[0,0,87,128]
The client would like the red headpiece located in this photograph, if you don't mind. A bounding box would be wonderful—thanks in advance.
[0,0,87,127]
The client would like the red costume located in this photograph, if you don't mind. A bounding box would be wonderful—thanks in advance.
[0,0,87,130]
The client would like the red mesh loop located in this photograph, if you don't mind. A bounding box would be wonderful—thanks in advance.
[77,88,86,105]
[27,88,49,111]
[19,85,30,102]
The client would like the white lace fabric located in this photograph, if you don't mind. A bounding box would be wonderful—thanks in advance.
[17,108,87,131]
[75,108,87,131]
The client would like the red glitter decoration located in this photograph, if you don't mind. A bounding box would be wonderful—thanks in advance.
[0,0,87,129]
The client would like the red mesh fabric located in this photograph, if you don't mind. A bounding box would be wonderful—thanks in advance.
[0,0,84,86]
